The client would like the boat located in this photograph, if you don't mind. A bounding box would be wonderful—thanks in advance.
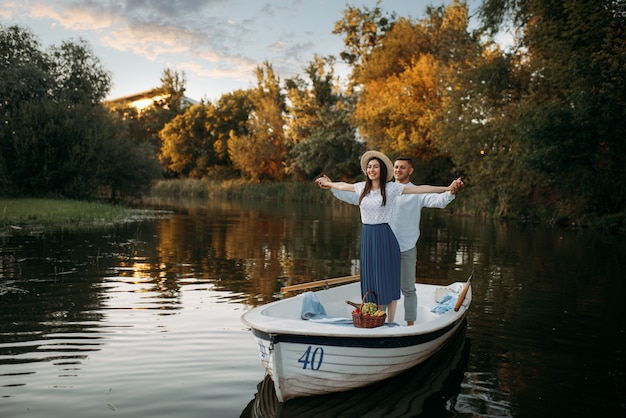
[240,319,470,417]
[241,273,472,402]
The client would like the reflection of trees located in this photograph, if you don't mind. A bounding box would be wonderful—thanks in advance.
[150,198,362,306]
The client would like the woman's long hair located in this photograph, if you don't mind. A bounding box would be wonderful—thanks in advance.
[358,157,389,206]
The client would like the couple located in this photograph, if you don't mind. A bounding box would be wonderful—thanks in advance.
[316,150,463,325]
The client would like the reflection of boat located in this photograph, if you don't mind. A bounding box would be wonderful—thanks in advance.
[240,320,470,418]
[241,275,472,402]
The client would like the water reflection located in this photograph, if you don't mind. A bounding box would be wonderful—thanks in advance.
[241,322,470,418]
[141,197,365,306]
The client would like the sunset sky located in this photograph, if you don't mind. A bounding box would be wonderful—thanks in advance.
[1,0,481,103]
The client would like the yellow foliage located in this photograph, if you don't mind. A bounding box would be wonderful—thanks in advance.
[355,54,444,156]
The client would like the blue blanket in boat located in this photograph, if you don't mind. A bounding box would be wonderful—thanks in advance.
[431,293,459,314]
[300,292,328,319]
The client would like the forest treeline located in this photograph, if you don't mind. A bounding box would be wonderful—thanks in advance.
[1,0,624,230]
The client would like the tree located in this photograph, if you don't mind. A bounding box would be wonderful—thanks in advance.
[5,99,160,199]
[438,47,533,217]
[159,103,212,178]
[285,56,339,146]
[209,89,254,167]
[286,55,363,180]
[350,1,477,183]
[157,89,254,180]
[115,68,188,153]
[0,25,50,123]
[0,25,50,191]
[228,62,287,181]
[47,38,111,104]
[0,24,160,199]
[289,108,363,181]
[470,0,626,225]
[333,1,396,89]
[355,52,444,156]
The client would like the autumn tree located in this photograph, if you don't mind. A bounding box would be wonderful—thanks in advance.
[208,89,254,167]
[159,103,212,178]
[333,0,395,90]
[342,1,477,183]
[228,62,287,181]
[159,89,253,178]
[355,50,444,155]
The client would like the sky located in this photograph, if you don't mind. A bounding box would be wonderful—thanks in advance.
[1,0,482,103]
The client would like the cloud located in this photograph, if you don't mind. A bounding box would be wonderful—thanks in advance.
[0,1,19,20]
[3,0,347,99]
[31,1,117,30]
[10,0,324,67]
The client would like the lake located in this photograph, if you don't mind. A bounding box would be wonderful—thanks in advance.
[1,197,624,417]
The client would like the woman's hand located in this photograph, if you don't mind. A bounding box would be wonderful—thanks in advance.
[315,174,332,189]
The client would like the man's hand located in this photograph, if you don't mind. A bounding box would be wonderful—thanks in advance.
[449,177,464,195]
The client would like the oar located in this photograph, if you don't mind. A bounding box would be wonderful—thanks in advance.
[280,275,360,293]
[454,271,473,312]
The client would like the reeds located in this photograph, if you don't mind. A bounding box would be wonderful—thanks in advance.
[151,179,330,202]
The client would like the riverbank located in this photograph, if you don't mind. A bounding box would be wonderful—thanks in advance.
[0,199,166,235]
[3,179,623,233]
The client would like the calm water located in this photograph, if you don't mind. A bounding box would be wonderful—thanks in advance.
[0,197,624,417]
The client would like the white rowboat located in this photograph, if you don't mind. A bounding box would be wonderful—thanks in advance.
[241,274,472,402]
[241,320,469,416]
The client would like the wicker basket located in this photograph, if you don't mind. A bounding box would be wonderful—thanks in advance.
[350,290,386,328]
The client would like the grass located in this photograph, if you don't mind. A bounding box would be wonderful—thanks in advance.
[0,198,150,234]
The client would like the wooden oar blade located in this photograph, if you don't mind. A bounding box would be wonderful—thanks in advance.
[454,271,473,312]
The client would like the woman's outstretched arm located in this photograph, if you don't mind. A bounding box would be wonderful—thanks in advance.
[316,177,356,192]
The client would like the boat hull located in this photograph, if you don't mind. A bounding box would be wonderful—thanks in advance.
[241,322,469,417]
[252,318,464,401]
[243,280,471,402]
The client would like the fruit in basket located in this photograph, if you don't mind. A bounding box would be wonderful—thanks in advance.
[361,302,378,315]
[374,310,386,317]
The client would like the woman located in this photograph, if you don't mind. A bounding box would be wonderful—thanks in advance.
[316,150,461,323]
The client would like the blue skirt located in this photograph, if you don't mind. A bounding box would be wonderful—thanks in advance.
[360,223,401,306]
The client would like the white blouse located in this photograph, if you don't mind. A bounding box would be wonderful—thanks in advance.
[353,182,404,225]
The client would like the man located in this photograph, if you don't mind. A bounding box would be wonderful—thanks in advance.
[321,157,462,325]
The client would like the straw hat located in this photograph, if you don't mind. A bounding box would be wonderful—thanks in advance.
[360,150,394,181]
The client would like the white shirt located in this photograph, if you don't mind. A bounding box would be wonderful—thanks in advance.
[332,182,455,252]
